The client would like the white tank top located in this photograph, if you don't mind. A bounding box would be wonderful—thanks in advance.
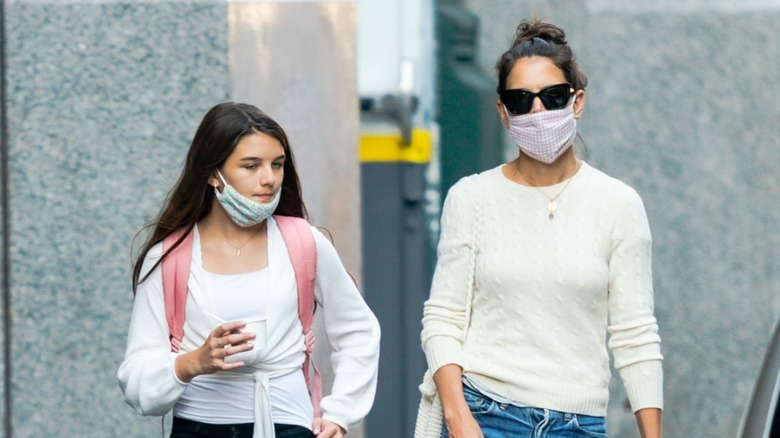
[173,268,312,429]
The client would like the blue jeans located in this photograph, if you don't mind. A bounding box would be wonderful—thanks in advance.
[443,385,607,438]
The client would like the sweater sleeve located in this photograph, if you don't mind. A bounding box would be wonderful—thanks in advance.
[117,244,187,416]
[312,228,381,432]
[421,177,477,373]
[606,189,664,412]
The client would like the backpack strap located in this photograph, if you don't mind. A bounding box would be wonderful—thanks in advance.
[162,229,194,353]
[274,215,322,418]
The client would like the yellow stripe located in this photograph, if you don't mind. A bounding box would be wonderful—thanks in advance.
[359,129,431,163]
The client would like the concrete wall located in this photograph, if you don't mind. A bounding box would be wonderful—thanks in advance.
[4,2,228,436]
[2,1,359,436]
[462,0,780,436]
[0,64,6,432]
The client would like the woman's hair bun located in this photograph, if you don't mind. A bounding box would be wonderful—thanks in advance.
[511,19,568,48]
[495,18,588,92]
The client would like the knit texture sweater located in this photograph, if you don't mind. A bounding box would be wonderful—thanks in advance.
[118,218,381,432]
[422,162,663,416]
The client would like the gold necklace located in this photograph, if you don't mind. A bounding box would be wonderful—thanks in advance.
[519,160,581,220]
[206,225,261,256]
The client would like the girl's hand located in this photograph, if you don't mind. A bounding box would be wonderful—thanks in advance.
[174,321,256,382]
[311,418,345,437]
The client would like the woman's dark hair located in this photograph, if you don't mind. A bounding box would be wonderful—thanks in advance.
[131,102,308,292]
[495,19,588,93]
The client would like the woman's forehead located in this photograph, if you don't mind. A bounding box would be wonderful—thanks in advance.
[506,56,567,91]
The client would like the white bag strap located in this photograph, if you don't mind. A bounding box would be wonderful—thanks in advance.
[415,176,484,438]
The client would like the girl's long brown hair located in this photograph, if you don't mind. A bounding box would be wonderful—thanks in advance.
[131,102,308,293]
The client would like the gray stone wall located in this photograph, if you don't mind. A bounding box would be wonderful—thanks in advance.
[4,2,228,436]
[0,101,6,433]
[464,0,780,436]
[3,1,361,436]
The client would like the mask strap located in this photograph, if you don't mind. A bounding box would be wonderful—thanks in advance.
[216,170,228,186]
[213,171,228,194]
[502,105,512,120]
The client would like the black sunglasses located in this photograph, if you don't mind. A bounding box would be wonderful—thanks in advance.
[500,83,574,115]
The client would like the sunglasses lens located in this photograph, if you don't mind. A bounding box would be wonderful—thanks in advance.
[500,90,534,115]
[539,84,572,110]
[501,84,572,115]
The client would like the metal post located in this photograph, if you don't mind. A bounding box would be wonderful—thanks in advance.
[361,127,432,437]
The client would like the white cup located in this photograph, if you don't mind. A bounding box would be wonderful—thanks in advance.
[205,312,268,365]
[242,319,267,351]
[223,319,267,365]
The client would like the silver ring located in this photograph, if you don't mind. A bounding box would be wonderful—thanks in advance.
[216,339,223,348]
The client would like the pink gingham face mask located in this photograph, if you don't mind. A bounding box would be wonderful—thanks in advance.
[505,99,577,164]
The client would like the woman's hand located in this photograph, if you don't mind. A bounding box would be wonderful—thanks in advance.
[311,418,345,437]
[636,408,662,438]
[443,406,483,438]
[174,321,256,382]
[434,365,484,438]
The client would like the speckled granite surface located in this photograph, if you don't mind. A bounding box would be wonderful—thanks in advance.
[5,2,228,436]
[463,1,780,436]
[0,107,6,433]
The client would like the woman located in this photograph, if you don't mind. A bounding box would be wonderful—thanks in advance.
[420,20,663,438]
[118,102,380,438]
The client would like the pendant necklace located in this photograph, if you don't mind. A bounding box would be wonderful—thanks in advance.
[207,225,260,256]
[519,160,581,220]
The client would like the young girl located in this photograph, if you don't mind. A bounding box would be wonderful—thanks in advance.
[119,102,380,438]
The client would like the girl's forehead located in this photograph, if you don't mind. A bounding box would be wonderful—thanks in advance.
[230,133,284,157]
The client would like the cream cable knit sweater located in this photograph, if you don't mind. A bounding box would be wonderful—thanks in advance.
[422,162,663,416]
[118,218,380,432]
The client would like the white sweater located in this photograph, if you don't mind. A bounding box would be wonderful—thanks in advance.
[118,217,381,432]
[422,162,663,416]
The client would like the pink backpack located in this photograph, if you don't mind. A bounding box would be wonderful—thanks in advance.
[161,215,323,416]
